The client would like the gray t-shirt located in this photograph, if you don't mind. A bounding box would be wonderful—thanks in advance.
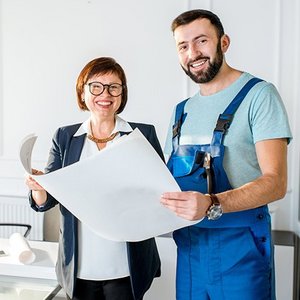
[164,72,292,188]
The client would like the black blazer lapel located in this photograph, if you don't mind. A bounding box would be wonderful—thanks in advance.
[64,134,86,166]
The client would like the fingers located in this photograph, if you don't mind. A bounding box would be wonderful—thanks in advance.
[32,169,39,175]
[24,173,44,191]
[162,191,195,200]
[25,179,41,191]
[161,191,209,221]
[162,204,192,219]
[161,191,199,207]
[32,169,44,175]
[161,197,187,209]
[162,202,203,221]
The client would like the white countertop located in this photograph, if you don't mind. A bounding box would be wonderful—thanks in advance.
[0,238,58,280]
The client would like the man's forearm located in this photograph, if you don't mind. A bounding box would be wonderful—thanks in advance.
[218,173,287,213]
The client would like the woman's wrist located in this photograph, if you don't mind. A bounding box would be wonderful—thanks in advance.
[32,190,47,206]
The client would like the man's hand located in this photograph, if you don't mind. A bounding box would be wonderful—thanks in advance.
[161,191,211,221]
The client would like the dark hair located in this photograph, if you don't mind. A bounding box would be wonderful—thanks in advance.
[76,57,128,114]
[171,9,224,39]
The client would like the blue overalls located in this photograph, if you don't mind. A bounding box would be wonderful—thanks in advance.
[167,78,275,300]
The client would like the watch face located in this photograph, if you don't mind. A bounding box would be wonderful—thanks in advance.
[207,205,223,220]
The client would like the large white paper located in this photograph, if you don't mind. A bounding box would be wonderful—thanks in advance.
[24,129,197,241]
[19,133,37,174]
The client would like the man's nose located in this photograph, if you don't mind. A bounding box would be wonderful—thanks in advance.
[188,44,201,60]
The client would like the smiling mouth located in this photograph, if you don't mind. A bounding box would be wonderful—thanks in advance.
[95,100,113,107]
[189,59,208,69]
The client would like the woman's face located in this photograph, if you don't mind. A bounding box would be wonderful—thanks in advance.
[83,72,123,119]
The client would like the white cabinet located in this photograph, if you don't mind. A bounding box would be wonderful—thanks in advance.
[273,230,299,300]
[274,244,294,299]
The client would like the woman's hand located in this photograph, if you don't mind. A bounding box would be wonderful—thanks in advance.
[25,169,44,191]
[25,169,47,206]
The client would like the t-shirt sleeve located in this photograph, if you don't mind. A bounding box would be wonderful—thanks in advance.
[249,83,292,144]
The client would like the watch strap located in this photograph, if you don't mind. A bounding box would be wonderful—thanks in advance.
[210,193,220,206]
[205,193,223,220]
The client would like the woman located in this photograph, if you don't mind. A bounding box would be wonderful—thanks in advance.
[25,57,162,300]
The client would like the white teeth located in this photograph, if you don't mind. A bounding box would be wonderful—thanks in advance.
[96,101,111,106]
[191,60,206,68]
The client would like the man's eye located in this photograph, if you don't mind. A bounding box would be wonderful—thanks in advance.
[198,39,207,44]
[178,45,187,52]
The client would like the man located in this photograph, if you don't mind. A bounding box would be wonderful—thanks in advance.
[161,9,292,300]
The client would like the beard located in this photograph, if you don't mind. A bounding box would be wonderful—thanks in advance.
[182,41,223,84]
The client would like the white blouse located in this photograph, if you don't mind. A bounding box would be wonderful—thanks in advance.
[74,116,133,280]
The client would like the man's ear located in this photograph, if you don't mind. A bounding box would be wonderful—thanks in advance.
[221,34,230,53]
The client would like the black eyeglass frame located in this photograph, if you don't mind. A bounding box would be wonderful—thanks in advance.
[86,81,124,97]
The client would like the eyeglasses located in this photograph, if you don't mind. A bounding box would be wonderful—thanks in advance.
[86,81,124,97]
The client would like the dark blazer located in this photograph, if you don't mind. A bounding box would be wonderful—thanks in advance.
[29,122,163,300]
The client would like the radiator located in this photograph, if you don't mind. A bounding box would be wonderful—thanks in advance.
[0,197,44,240]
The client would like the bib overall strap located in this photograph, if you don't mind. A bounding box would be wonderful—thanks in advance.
[171,98,189,150]
[211,77,263,146]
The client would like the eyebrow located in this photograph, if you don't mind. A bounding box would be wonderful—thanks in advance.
[177,34,208,47]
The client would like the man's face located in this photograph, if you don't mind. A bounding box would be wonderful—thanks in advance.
[174,18,224,84]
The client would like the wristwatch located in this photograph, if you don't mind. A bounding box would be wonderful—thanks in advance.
[206,193,223,220]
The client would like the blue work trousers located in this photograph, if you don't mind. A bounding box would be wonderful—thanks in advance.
[174,225,274,300]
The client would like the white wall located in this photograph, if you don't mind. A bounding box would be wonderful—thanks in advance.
[0,0,300,247]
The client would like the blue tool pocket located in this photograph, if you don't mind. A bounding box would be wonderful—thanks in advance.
[172,156,202,177]
[170,149,207,177]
